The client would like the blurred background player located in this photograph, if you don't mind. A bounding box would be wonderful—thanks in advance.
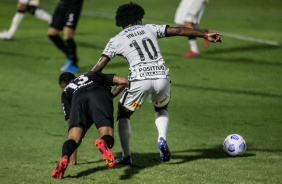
[174,0,210,57]
[48,0,84,73]
[92,2,222,165]
[0,0,51,40]
[52,71,128,179]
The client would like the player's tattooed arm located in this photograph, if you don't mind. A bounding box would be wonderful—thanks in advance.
[111,75,129,98]
[91,56,110,72]
[166,27,222,42]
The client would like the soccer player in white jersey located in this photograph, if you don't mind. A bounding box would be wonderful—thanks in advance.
[92,2,222,164]
[0,0,51,40]
[174,0,210,57]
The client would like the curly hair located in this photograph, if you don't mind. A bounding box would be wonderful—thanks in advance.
[58,72,76,85]
[115,2,145,28]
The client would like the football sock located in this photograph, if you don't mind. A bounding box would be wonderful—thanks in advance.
[34,8,52,23]
[7,12,25,38]
[117,118,131,157]
[101,135,115,149]
[188,37,199,53]
[62,139,78,158]
[155,109,169,141]
[66,38,78,66]
[48,35,68,55]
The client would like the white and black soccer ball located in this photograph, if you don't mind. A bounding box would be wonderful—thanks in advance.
[223,134,247,156]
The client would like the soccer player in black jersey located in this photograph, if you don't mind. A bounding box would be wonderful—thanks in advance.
[51,71,128,179]
[58,73,78,166]
[48,0,84,73]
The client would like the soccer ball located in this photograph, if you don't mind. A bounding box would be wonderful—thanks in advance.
[223,134,247,156]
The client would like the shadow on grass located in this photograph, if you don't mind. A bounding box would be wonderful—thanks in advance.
[64,145,256,180]
[116,146,256,180]
[170,147,255,165]
[64,165,109,179]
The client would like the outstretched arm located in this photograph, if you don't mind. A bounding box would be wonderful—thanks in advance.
[111,75,129,98]
[91,56,110,72]
[166,27,222,43]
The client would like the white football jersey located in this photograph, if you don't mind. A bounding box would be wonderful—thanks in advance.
[19,0,40,6]
[174,0,206,25]
[102,24,170,81]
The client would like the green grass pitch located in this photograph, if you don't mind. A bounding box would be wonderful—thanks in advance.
[0,0,282,183]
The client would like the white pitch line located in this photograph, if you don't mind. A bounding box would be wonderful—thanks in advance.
[212,31,281,47]
[40,2,281,47]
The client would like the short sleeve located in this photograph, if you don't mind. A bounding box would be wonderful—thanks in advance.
[96,72,115,86]
[61,92,71,121]
[146,24,169,39]
[102,38,117,60]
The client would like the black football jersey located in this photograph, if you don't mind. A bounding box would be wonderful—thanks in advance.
[61,71,115,120]
[60,0,83,6]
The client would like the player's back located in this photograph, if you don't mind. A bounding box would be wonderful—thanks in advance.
[64,72,113,98]
[103,24,168,70]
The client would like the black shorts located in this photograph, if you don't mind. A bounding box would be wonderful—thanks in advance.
[50,3,83,30]
[68,86,114,132]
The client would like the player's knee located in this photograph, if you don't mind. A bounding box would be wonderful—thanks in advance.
[48,28,59,37]
[117,109,133,120]
[17,3,27,13]
[154,103,169,112]
[101,135,114,149]
[17,9,26,13]
[26,6,36,14]
[117,112,131,120]
[117,103,133,120]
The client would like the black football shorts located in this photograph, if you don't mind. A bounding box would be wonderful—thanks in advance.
[50,3,83,30]
[68,86,114,132]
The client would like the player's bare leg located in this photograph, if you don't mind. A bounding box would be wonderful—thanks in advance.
[182,22,199,57]
[176,22,209,57]
[51,127,83,179]
[69,149,77,165]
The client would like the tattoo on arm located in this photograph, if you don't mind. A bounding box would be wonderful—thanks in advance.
[166,27,206,38]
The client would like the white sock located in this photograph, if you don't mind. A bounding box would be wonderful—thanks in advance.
[189,39,199,53]
[7,12,25,38]
[35,9,52,23]
[117,118,131,157]
[155,109,169,142]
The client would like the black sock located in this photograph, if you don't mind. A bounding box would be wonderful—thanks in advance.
[188,36,196,40]
[65,38,78,66]
[101,135,115,149]
[62,139,77,157]
[48,35,68,55]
